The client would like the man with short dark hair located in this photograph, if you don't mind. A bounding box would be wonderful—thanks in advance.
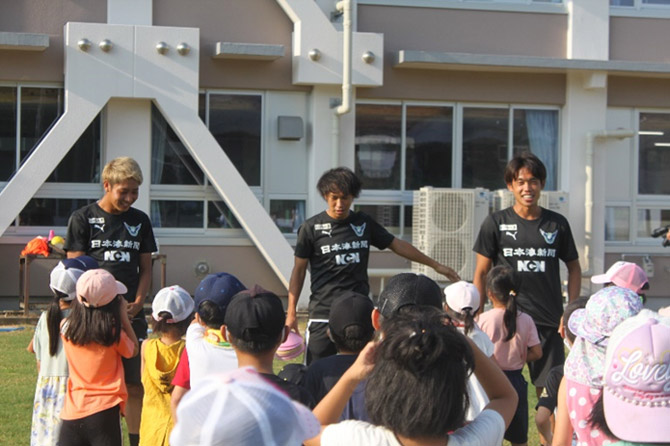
[287,167,460,364]
[472,152,581,397]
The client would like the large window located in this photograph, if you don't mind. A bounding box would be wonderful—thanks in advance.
[150,92,276,234]
[611,0,670,7]
[354,101,559,237]
[0,86,100,184]
[0,85,102,230]
[638,112,670,195]
[605,111,670,245]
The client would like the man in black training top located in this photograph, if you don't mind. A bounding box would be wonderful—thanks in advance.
[287,167,460,364]
[472,152,581,398]
[65,157,157,446]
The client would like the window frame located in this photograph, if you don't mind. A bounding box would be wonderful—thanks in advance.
[355,100,562,237]
[605,108,670,252]
[357,0,566,14]
[150,89,266,239]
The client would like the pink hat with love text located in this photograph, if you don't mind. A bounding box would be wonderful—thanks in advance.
[603,309,670,443]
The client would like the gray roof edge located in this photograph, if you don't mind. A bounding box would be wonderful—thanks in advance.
[214,42,285,60]
[0,32,49,51]
[396,50,670,75]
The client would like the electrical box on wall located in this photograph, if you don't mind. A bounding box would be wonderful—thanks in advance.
[277,116,304,140]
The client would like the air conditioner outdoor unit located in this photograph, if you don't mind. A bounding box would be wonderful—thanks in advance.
[492,190,569,216]
[412,187,490,282]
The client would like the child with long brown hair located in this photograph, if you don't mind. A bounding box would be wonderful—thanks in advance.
[58,269,139,446]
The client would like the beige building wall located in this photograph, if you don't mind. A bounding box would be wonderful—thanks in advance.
[2,244,407,301]
[609,76,670,108]
[153,0,305,91]
[610,17,670,63]
[357,6,567,103]
[0,0,105,82]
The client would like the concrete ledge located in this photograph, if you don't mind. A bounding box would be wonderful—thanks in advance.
[396,50,670,76]
[213,42,284,60]
[0,32,49,51]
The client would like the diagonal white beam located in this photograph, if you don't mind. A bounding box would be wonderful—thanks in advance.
[154,98,300,289]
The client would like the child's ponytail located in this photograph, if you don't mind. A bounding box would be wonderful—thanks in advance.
[46,291,68,356]
[486,265,518,341]
[502,289,518,341]
[461,307,476,336]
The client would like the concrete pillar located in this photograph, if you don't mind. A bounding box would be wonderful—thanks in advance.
[103,99,152,214]
[563,0,610,295]
[306,85,342,217]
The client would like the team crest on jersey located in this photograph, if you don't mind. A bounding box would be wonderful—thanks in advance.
[350,222,366,237]
[540,228,557,245]
[124,222,142,237]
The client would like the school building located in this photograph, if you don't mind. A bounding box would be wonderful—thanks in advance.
[1,0,670,310]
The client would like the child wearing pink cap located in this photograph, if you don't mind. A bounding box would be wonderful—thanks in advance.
[59,269,139,446]
[587,309,670,445]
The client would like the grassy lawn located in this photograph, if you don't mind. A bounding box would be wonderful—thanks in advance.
[2,324,542,446]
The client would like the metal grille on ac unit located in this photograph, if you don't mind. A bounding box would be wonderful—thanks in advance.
[412,187,489,282]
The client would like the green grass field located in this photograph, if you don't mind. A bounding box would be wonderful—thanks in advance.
[1,325,541,446]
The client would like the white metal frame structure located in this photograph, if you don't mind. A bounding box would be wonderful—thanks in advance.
[0,22,296,290]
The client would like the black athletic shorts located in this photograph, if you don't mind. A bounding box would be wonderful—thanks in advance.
[59,405,122,446]
[535,365,564,412]
[503,369,529,444]
[527,324,564,387]
[122,316,147,385]
[306,321,337,365]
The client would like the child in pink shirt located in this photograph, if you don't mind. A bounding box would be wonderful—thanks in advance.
[478,266,542,446]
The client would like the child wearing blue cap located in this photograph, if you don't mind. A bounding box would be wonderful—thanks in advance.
[184,272,246,388]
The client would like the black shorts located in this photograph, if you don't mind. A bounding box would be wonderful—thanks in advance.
[503,369,528,444]
[59,405,122,446]
[535,365,564,412]
[306,321,337,365]
[122,316,147,385]
[527,324,564,387]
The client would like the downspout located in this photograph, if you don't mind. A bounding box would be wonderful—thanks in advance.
[584,129,635,275]
[332,0,353,167]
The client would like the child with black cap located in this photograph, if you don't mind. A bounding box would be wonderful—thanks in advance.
[223,285,315,408]
[304,291,375,421]
[371,272,444,330]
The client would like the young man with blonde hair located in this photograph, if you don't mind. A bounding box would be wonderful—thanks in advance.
[65,156,157,446]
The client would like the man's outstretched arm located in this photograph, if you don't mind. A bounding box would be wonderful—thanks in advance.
[388,238,460,282]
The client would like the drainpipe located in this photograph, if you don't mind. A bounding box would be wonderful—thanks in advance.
[332,0,353,167]
[584,129,635,275]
